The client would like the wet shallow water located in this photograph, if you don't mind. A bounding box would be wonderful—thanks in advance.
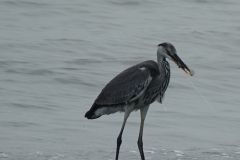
[0,0,240,159]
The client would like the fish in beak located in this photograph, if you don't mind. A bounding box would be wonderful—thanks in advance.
[170,53,195,76]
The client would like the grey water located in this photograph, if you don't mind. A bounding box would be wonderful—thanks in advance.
[0,0,240,159]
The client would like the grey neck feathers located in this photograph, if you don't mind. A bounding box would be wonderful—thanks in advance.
[157,56,165,72]
[157,56,170,76]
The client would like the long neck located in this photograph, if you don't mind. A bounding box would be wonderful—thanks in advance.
[157,55,165,73]
[157,56,170,76]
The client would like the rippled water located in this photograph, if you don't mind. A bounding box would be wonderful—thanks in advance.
[1,0,240,159]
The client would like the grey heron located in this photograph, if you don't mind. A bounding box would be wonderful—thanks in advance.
[85,42,193,160]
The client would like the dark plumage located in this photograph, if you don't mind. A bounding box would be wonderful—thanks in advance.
[85,60,161,119]
[84,42,192,160]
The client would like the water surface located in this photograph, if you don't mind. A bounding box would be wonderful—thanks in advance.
[0,0,240,159]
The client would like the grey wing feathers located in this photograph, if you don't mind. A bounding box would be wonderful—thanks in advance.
[143,76,165,103]
[95,60,159,105]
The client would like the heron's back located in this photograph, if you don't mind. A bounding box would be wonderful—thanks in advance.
[85,60,172,119]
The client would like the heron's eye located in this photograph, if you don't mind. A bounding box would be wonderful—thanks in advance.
[166,50,171,55]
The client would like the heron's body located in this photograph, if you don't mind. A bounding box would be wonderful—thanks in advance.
[85,59,170,119]
[85,42,193,160]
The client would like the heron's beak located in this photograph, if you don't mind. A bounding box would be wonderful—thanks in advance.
[170,53,191,74]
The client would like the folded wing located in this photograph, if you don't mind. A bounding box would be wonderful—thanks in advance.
[95,61,158,105]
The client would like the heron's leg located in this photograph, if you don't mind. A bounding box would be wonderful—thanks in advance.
[137,105,149,160]
[115,109,131,160]
[115,118,126,160]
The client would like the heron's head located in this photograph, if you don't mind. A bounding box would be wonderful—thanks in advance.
[157,42,192,75]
